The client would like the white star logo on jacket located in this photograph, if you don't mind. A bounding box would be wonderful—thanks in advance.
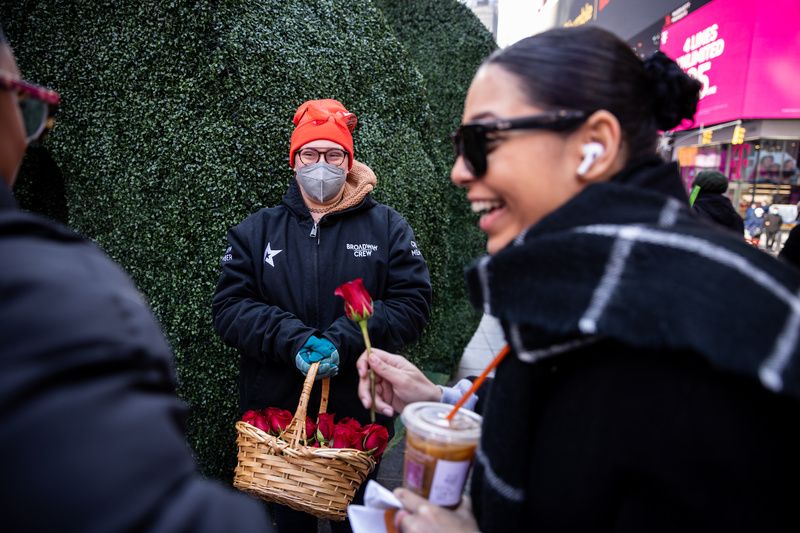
[263,242,282,267]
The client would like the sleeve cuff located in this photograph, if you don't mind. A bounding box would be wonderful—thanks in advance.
[438,379,478,411]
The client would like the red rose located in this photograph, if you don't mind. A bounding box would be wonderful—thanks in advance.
[305,418,317,444]
[337,417,362,431]
[242,409,259,425]
[264,407,293,435]
[361,424,390,459]
[316,413,335,445]
[334,278,373,322]
[242,410,270,433]
[332,423,362,449]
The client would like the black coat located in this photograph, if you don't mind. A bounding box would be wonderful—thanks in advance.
[0,183,271,532]
[764,212,783,235]
[691,192,744,235]
[780,224,800,269]
[465,159,800,532]
[211,182,431,423]
[472,340,800,533]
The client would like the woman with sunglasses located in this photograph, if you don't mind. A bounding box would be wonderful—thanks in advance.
[212,98,431,532]
[1,26,278,532]
[357,26,800,532]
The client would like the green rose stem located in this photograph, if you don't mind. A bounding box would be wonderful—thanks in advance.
[359,320,376,422]
[334,278,376,422]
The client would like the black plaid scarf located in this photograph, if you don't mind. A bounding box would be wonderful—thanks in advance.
[466,159,800,401]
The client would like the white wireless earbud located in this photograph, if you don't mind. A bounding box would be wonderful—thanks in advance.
[577,142,605,176]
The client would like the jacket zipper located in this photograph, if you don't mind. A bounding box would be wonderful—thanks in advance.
[311,221,320,327]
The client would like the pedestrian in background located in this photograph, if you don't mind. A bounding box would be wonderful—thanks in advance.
[744,202,765,246]
[690,169,744,236]
[764,205,783,251]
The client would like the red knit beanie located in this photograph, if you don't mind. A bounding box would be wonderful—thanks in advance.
[289,99,357,169]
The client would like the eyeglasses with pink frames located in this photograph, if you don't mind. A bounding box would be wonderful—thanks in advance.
[0,72,61,142]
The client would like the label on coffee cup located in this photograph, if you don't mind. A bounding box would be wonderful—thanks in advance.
[428,459,471,506]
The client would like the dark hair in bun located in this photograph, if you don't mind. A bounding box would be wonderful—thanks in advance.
[485,26,701,160]
[644,51,701,132]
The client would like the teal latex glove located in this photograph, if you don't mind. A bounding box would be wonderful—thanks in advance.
[295,335,339,380]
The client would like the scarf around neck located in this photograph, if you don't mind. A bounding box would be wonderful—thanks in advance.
[465,159,800,400]
[304,159,377,217]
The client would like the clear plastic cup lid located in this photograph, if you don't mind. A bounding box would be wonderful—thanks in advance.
[401,401,482,444]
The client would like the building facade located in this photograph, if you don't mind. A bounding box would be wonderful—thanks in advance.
[461,0,499,38]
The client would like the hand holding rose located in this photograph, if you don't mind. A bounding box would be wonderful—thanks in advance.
[356,348,441,417]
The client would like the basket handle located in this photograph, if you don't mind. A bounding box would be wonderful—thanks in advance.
[283,362,331,448]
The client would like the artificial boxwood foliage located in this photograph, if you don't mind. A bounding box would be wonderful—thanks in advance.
[375,0,497,371]
[3,0,494,481]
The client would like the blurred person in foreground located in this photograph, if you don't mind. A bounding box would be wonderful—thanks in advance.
[780,224,800,269]
[356,26,800,533]
[0,26,274,532]
[690,169,744,236]
[211,98,431,532]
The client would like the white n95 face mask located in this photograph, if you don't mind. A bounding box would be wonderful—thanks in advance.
[296,162,347,203]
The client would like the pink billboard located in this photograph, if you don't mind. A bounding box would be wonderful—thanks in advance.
[660,0,800,128]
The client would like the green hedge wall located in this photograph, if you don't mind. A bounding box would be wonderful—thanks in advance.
[3,0,492,481]
[375,0,497,164]
[375,0,497,370]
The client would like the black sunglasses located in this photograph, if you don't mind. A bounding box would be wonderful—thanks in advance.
[451,109,587,177]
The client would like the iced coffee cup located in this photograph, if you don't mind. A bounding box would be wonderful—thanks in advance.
[400,401,482,508]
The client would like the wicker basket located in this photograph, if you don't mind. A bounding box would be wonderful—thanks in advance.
[233,362,376,521]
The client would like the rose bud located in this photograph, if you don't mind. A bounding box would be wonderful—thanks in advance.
[337,417,362,431]
[332,423,361,449]
[241,410,259,425]
[266,408,293,435]
[334,278,373,322]
[262,407,276,421]
[316,413,335,445]
[361,424,390,459]
[305,419,317,444]
[261,407,278,435]
[243,410,270,433]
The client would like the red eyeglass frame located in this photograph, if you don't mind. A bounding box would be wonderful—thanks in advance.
[0,72,61,106]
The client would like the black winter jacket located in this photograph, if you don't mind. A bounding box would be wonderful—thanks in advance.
[691,192,744,235]
[212,182,431,423]
[0,183,271,532]
[780,224,800,269]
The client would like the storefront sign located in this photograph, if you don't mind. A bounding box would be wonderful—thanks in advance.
[660,0,800,128]
[563,2,594,27]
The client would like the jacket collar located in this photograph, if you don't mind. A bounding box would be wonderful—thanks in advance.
[281,180,375,222]
[608,156,687,202]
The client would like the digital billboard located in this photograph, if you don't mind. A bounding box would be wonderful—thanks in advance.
[659,0,800,127]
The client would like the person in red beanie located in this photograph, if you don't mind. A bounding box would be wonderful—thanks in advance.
[212,98,432,532]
